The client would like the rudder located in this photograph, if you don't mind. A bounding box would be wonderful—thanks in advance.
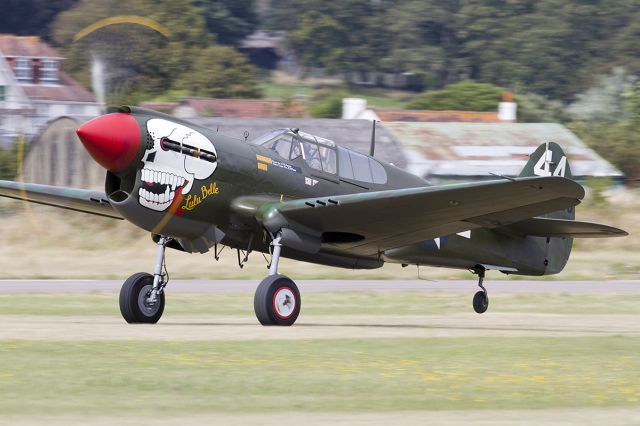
[519,142,575,274]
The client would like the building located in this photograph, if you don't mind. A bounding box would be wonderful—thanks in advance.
[341,97,515,123]
[238,31,289,70]
[140,97,309,119]
[21,116,104,189]
[0,34,102,139]
[383,122,623,183]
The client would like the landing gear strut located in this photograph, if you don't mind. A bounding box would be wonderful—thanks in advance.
[119,236,170,323]
[254,232,301,326]
[472,268,489,314]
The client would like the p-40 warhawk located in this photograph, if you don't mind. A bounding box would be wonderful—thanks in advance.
[0,107,627,325]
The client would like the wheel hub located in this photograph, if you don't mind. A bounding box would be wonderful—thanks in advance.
[273,287,296,319]
[138,284,161,316]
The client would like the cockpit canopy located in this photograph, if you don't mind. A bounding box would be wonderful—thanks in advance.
[250,129,387,184]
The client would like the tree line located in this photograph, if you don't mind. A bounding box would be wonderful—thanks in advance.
[271,0,640,103]
[3,0,640,179]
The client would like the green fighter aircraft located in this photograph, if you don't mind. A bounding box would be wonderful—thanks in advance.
[0,107,628,325]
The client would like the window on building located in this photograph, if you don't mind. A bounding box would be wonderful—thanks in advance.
[41,59,59,83]
[0,86,5,102]
[15,58,32,83]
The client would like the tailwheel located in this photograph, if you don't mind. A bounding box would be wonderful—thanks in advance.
[254,274,301,326]
[119,272,165,323]
[472,267,489,314]
[473,290,488,314]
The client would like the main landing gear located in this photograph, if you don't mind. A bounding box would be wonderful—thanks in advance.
[254,232,301,326]
[472,267,489,314]
[118,232,302,326]
[119,236,169,323]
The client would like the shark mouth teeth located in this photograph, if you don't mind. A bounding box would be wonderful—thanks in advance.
[138,169,187,211]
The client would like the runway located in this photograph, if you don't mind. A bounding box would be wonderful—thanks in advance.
[0,279,639,293]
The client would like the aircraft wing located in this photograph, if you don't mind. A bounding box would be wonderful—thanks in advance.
[503,217,628,238]
[0,180,123,219]
[255,176,585,256]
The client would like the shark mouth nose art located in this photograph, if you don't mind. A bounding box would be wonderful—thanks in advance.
[138,169,186,210]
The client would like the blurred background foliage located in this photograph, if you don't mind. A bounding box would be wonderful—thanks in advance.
[2,0,640,178]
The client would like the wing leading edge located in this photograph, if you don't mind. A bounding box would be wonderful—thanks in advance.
[254,176,586,256]
[0,180,122,219]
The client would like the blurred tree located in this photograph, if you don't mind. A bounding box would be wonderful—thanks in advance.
[0,145,18,180]
[567,68,637,122]
[570,120,640,180]
[193,0,258,45]
[407,81,504,111]
[308,89,349,118]
[516,92,569,123]
[0,0,78,40]
[381,0,460,88]
[50,0,260,103]
[268,0,640,102]
[568,82,640,180]
[277,0,390,76]
[173,45,261,98]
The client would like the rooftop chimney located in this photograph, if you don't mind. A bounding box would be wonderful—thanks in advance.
[342,98,367,120]
[498,91,517,122]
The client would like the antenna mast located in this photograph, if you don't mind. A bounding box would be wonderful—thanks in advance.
[369,120,377,157]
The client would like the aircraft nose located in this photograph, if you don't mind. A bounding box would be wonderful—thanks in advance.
[76,112,141,173]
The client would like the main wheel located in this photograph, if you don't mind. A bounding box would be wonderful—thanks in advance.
[473,290,488,314]
[254,274,301,326]
[119,272,165,324]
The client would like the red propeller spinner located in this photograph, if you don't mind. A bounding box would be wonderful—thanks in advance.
[76,112,141,173]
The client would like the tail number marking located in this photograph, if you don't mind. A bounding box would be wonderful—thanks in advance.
[534,149,566,177]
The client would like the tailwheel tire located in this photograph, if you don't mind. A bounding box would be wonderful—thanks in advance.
[119,272,165,324]
[254,274,301,326]
[473,290,489,314]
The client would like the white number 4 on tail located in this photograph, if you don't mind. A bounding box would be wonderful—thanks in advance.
[534,149,566,177]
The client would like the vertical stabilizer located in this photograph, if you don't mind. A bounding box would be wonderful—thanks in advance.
[520,142,575,274]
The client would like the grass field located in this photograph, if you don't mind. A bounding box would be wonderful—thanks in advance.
[0,288,639,424]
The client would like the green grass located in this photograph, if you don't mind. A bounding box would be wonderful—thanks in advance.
[1,337,639,414]
[260,82,315,99]
[0,290,638,417]
[0,291,638,316]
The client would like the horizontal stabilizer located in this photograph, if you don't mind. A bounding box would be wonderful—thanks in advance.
[0,180,123,219]
[505,217,627,238]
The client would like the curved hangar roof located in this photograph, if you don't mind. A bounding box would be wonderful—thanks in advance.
[382,122,622,180]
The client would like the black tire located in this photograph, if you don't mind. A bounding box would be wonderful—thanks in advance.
[254,274,301,326]
[473,290,489,314]
[119,272,165,324]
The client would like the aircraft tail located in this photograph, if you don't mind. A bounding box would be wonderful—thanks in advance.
[519,142,574,219]
[518,142,575,274]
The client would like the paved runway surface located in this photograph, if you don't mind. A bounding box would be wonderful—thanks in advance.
[0,279,639,293]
